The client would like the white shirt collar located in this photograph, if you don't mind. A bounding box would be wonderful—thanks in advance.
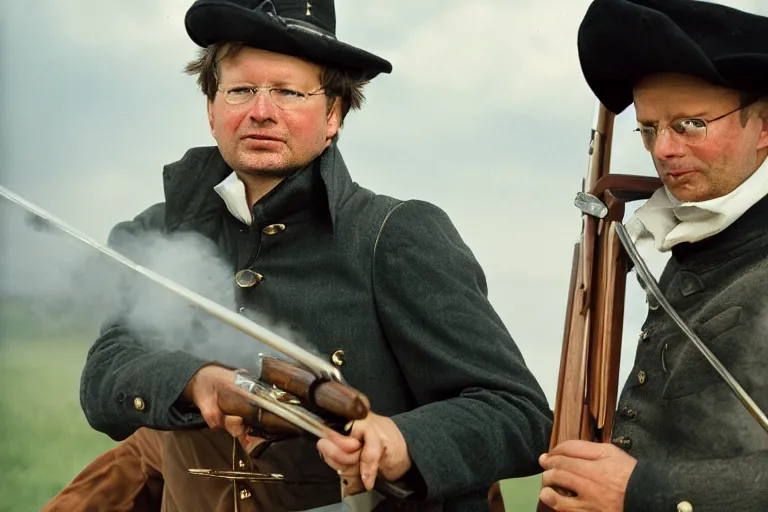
[213,171,252,226]
[626,159,768,252]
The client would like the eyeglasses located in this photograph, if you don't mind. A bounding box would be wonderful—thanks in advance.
[634,98,758,151]
[217,85,325,110]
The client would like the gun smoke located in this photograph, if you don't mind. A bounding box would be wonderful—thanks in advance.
[0,200,318,373]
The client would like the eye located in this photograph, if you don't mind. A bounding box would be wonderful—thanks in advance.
[676,119,706,134]
[272,88,305,98]
[227,87,255,97]
[635,126,657,136]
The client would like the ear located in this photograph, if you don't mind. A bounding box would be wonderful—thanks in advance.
[756,103,768,151]
[325,97,342,142]
[207,100,216,138]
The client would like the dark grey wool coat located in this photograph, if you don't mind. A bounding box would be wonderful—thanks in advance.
[613,194,768,512]
[79,140,553,511]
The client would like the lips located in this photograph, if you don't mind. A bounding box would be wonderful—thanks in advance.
[242,134,283,142]
[666,168,698,177]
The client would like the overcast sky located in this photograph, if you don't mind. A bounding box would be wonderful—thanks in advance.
[2,0,766,405]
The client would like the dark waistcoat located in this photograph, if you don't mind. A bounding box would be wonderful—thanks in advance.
[614,195,768,512]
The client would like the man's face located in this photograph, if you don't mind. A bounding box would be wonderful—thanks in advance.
[207,46,341,177]
[633,73,768,202]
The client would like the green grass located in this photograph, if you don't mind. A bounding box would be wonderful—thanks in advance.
[0,298,117,511]
[0,297,542,510]
[498,474,544,511]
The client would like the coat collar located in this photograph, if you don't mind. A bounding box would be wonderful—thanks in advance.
[161,137,356,232]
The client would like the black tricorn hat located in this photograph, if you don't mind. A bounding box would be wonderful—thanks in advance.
[577,0,768,114]
[185,0,392,80]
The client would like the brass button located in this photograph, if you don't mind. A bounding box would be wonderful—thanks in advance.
[238,459,246,469]
[637,370,647,385]
[611,436,632,449]
[262,223,286,236]
[331,349,346,367]
[239,487,252,500]
[235,269,264,288]
[238,306,246,314]
[677,501,693,512]
[133,397,145,411]
[639,330,649,342]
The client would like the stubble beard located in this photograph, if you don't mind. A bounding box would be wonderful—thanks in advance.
[235,151,304,178]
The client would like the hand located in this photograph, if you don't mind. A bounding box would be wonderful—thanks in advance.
[538,440,637,511]
[182,364,266,451]
[316,412,411,495]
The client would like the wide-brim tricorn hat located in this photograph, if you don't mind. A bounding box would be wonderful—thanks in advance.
[185,0,392,80]
[577,0,768,114]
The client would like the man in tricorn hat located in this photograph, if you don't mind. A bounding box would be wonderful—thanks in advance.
[539,0,768,511]
[44,1,553,511]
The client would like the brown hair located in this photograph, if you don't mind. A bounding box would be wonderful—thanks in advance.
[183,42,369,124]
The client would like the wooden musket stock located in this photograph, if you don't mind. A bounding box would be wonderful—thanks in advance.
[488,104,662,511]
[215,356,373,439]
[260,355,371,421]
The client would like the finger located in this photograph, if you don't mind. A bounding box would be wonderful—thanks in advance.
[539,485,581,511]
[317,438,362,468]
[358,427,383,491]
[199,396,226,429]
[225,415,246,439]
[541,467,592,499]
[547,440,608,461]
[542,454,602,480]
[323,429,363,453]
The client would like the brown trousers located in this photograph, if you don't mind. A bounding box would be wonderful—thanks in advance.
[41,428,340,512]
[41,427,164,512]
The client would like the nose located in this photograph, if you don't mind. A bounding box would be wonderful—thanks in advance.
[651,128,687,160]
[247,90,278,123]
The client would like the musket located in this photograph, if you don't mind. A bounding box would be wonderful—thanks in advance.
[0,184,416,504]
[487,102,658,511]
[0,185,367,425]
[488,100,768,511]
[544,103,664,455]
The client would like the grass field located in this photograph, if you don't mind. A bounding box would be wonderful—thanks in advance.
[0,297,541,511]
[0,297,117,511]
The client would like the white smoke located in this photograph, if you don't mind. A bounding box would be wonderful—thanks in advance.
[0,199,316,372]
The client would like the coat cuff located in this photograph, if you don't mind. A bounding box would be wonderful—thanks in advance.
[391,407,458,501]
[117,351,210,431]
